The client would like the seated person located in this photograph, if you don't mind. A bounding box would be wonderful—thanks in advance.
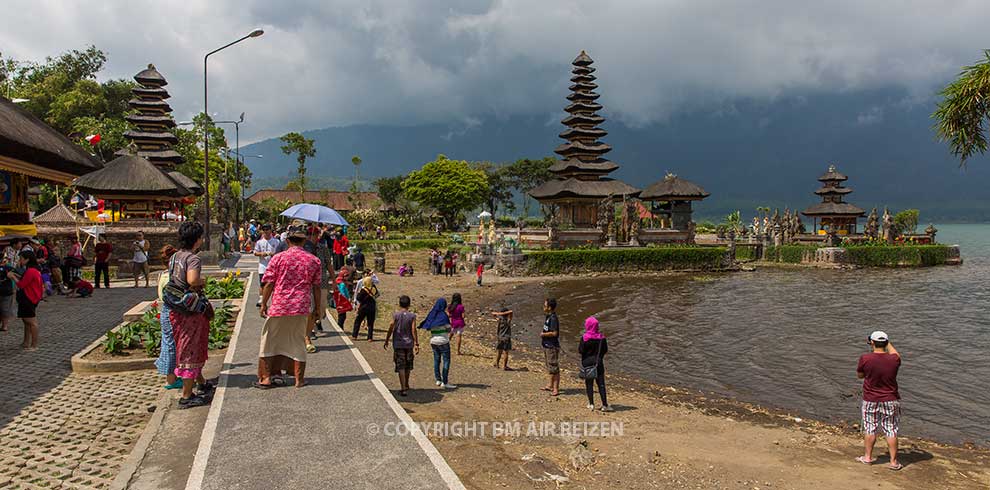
[67,278,94,298]
[398,263,414,277]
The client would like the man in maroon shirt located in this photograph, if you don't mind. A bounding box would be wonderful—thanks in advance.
[94,237,113,288]
[856,330,902,470]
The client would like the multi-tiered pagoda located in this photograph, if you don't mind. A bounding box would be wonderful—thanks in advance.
[530,51,637,227]
[801,165,865,235]
[73,64,200,219]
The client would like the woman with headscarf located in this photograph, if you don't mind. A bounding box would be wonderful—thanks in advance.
[351,272,378,341]
[419,297,456,389]
[579,316,611,412]
[332,267,353,330]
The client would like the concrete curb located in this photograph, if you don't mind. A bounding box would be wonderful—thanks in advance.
[108,390,173,490]
[71,321,158,373]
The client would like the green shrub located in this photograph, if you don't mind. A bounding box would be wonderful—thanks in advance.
[734,245,758,261]
[204,274,245,299]
[354,238,454,252]
[763,245,818,263]
[523,247,728,274]
[100,301,238,356]
[843,245,950,267]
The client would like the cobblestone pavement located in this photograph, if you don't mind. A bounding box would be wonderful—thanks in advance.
[0,287,159,489]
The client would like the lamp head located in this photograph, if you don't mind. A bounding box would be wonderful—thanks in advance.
[249,29,264,38]
[238,112,245,123]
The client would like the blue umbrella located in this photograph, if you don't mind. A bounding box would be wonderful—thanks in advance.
[280,203,349,225]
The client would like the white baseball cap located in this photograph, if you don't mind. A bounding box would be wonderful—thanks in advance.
[869,331,888,342]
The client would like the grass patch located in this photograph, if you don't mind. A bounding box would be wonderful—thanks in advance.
[523,247,728,274]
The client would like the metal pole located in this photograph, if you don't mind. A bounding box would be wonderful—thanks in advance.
[203,56,211,249]
[235,121,240,226]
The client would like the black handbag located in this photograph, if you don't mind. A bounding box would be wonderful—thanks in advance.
[578,339,604,380]
[162,253,209,315]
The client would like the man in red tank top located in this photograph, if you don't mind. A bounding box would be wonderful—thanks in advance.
[855,330,902,470]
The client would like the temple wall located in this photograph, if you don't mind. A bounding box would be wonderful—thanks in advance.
[36,222,181,270]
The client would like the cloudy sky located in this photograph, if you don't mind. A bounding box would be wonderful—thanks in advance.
[2,0,986,143]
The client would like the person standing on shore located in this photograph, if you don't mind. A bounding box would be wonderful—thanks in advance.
[491,307,512,370]
[541,298,561,396]
[256,223,321,389]
[383,295,419,396]
[856,331,902,470]
[93,236,113,289]
[254,225,279,308]
[448,293,466,355]
[132,232,150,288]
[420,297,456,389]
[476,262,484,287]
[579,316,611,411]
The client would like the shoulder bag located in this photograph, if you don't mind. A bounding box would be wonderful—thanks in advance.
[578,339,604,380]
[162,253,209,315]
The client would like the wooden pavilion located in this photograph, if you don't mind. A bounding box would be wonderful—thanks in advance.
[0,96,103,236]
[639,173,709,230]
[530,51,638,228]
[801,165,865,235]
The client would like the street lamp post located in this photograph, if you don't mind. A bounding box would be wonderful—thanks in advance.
[227,150,262,223]
[203,28,263,250]
[215,112,245,224]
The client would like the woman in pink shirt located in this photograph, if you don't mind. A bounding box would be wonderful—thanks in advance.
[448,293,466,355]
[8,250,43,350]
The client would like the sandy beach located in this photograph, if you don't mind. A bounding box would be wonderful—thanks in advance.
[345,251,990,490]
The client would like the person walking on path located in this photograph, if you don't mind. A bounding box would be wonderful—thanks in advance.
[448,293,466,355]
[303,225,334,346]
[491,307,513,370]
[383,295,419,396]
[332,267,354,329]
[93,236,113,288]
[132,231,151,288]
[156,245,181,390]
[541,298,561,396]
[8,250,42,350]
[579,316,611,412]
[856,331,902,470]
[253,225,279,308]
[420,297,456,389]
[332,228,349,271]
[476,262,484,286]
[256,223,322,389]
[166,223,214,409]
[351,273,379,341]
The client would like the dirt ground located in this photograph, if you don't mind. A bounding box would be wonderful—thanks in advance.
[348,251,990,490]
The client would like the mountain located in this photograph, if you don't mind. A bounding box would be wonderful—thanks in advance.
[242,88,990,222]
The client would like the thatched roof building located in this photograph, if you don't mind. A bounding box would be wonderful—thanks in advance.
[530,51,638,227]
[33,203,82,226]
[0,97,102,183]
[801,164,865,235]
[639,175,710,201]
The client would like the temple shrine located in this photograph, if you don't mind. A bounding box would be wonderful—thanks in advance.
[530,51,638,228]
[72,64,200,220]
[801,165,865,235]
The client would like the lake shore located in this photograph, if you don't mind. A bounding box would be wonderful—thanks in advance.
[347,252,990,489]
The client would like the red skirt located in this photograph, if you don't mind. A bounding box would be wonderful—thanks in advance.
[170,309,209,371]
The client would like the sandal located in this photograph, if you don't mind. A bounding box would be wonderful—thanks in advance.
[549,391,560,397]
[855,456,876,465]
[540,387,552,392]
[253,381,274,390]
[306,343,317,353]
[164,380,184,390]
[271,377,287,387]
[888,463,903,471]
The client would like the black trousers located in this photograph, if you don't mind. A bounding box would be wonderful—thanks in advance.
[94,262,110,288]
[585,372,607,406]
[352,304,376,340]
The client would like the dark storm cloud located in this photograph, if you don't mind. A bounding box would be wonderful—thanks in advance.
[2,0,986,142]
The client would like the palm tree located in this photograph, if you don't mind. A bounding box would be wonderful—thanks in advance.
[351,155,362,190]
[933,50,990,165]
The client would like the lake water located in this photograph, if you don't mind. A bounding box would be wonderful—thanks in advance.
[502,224,989,446]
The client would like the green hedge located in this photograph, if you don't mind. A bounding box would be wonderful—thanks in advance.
[524,247,728,274]
[734,246,758,261]
[353,239,461,252]
[763,245,819,263]
[843,245,951,267]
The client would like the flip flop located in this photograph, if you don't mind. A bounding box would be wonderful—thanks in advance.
[306,344,317,353]
[888,463,903,471]
[855,456,876,465]
[253,381,274,390]
[540,387,552,391]
[549,391,560,397]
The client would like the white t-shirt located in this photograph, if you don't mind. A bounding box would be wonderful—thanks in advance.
[255,237,279,274]
[133,240,149,263]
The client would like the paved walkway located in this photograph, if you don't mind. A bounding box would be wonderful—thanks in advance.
[0,286,160,489]
[187,256,463,490]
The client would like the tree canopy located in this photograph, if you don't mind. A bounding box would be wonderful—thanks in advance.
[402,154,488,226]
[279,132,316,199]
[373,175,406,208]
[933,50,990,165]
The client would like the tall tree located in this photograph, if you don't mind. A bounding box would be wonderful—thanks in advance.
[402,154,488,227]
[933,50,990,165]
[505,157,554,216]
[373,175,406,209]
[473,161,515,216]
[279,132,316,200]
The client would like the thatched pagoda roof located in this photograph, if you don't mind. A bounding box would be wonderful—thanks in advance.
[573,51,594,66]
[802,202,865,217]
[639,175,710,201]
[548,158,619,174]
[818,165,848,182]
[814,186,852,195]
[0,97,102,181]
[72,154,195,197]
[167,170,202,194]
[134,64,168,87]
[529,178,638,200]
[33,203,82,225]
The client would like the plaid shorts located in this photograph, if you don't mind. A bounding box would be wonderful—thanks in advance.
[862,400,900,437]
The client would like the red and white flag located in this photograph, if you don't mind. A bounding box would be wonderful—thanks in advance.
[84,134,101,145]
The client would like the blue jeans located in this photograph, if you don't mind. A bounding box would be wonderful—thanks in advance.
[432,343,451,384]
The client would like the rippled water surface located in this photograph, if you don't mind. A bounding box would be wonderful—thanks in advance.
[501,224,990,445]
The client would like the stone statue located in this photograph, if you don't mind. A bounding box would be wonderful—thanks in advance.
[881,207,893,243]
[547,206,559,246]
[782,209,792,243]
[925,223,937,243]
[771,209,782,246]
[864,208,879,239]
[752,216,760,236]
[687,220,697,244]
[762,215,769,237]
[607,219,617,247]
[629,217,640,247]
[597,195,612,232]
